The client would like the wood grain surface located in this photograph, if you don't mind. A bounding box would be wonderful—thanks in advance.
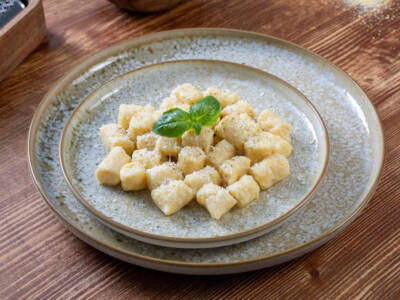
[0,0,46,81]
[0,0,399,299]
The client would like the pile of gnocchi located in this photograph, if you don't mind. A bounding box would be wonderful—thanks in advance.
[95,84,292,220]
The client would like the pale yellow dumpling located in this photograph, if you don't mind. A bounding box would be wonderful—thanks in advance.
[177,146,206,175]
[159,96,190,113]
[156,136,181,157]
[204,88,239,108]
[151,180,194,215]
[127,110,156,141]
[131,149,165,169]
[99,123,135,155]
[96,147,131,186]
[244,131,292,163]
[218,156,251,186]
[196,183,237,220]
[257,109,291,141]
[250,153,290,189]
[118,104,154,130]
[146,162,183,190]
[184,166,221,193]
[136,132,158,151]
[172,83,203,105]
[181,127,214,153]
[120,162,147,191]
[215,113,259,151]
[221,101,256,118]
[206,139,236,168]
[227,175,260,208]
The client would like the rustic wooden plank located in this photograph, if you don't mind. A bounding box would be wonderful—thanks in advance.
[0,0,399,299]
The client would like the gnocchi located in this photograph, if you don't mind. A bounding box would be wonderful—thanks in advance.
[227,175,260,208]
[172,83,203,105]
[181,127,214,153]
[184,166,221,193]
[96,84,292,218]
[151,180,194,215]
[215,113,259,150]
[197,183,237,220]
[206,139,236,168]
[221,101,256,118]
[96,147,130,186]
[146,162,183,190]
[257,109,291,141]
[99,123,135,155]
[136,132,158,150]
[127,109,156,141]
[218,156,251,186]
[156,136,181,157]
[204,87,239,108]
[120,162,147,191]
[131,149,165,169]
[250,153,290,189]
[159,96,190,113]
[177,146,206,175]
[244,131,292,163]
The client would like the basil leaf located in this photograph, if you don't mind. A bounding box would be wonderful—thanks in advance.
[192,122,203,135]
[152,108,191,137]
[190,96,221,126]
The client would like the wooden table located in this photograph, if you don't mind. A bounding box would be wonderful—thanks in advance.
[1,0,399,298]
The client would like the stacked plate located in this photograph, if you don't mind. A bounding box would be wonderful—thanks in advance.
[28,28,384,274]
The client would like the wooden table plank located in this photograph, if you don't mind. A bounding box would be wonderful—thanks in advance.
[0,0,399,299]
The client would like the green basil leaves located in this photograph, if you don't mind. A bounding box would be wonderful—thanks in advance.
[152,96,221,137]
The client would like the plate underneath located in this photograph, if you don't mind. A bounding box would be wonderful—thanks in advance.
[61,59,327,248]
[29,28,383,274]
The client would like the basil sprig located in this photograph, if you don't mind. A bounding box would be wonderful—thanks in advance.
[152,96,221,137]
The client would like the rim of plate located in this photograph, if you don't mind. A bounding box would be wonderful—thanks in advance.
[58,59,330,245]
[28,28,385,267]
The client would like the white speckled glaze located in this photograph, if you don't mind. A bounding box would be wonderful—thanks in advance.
[60,60,328,248]
[28,28,384,274]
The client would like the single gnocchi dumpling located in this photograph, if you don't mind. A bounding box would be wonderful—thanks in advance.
[151,180,194,215]
[204,88,239,108]
[156,136,181,157]
[99,124,135,155]
[159,96,190,113]
[221,101,256,118]
[120,162,147,191]
[249,153,290,189]
[131,149,165,169]
[171,83,203,105]
[136,132,158,151]
[177,146,206,175]
[257,109,291,141]
[118,104,154,130]
[206,139,236,168]
[218,156,251,186]
[215,113,259,151]
[184,166,221,193]
[244,131,292,163]
[196,183,237,219]
[96,147,131,186]
[127,110,156,141]
[181,127,214,153]
[146,162,183,190]
[227,175,260,208]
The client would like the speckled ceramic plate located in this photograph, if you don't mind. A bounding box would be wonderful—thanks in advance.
[28,28,384,274]
[59,59,329,249]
